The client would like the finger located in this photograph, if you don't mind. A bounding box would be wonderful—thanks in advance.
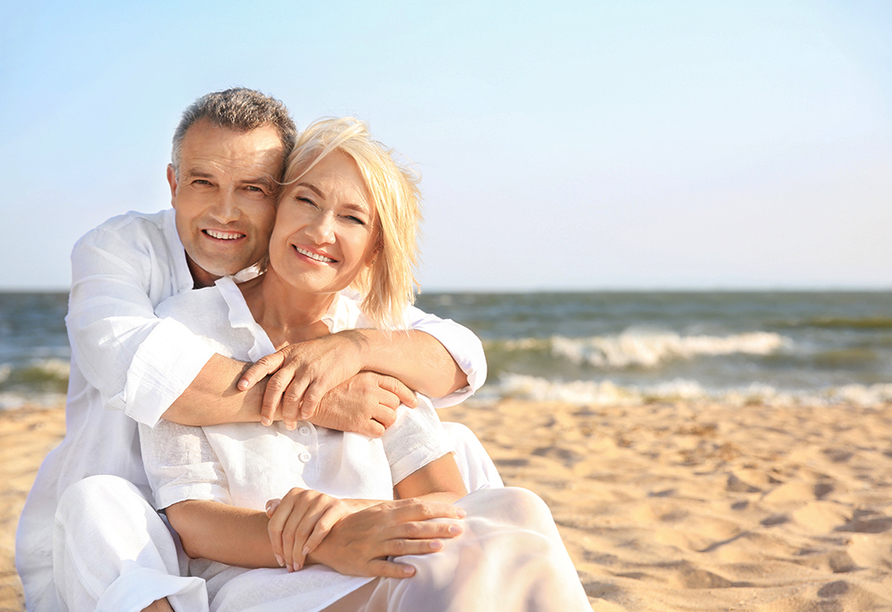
[378,375,418,408]
[288,496,331,571]
[387,519,464,542]
[379,536,447,559]
[357,419,386,439]
[239,353,285,392]
[265,498,281,518]
[387,499,467,523]
[364,558,417,579]
[268,498,295,568]
[371,404,398,430]
[298,382,327,421]
[270,372,303,430]
[303,504,346,556]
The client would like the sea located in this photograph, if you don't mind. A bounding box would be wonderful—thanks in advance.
[1,291,891,410]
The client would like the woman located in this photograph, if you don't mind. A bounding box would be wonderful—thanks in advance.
[140,117,590,611]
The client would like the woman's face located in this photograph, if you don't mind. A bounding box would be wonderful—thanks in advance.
[269,151,378,295]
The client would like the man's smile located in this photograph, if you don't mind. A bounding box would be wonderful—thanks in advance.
[203,229,245,240]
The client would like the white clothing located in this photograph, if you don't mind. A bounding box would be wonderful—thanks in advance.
[16,209,490,612]
[140,280,588,611]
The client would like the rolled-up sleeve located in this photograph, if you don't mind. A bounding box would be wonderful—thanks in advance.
[404,304,487,408]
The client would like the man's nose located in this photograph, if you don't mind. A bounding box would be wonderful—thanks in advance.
[208,190,240,223]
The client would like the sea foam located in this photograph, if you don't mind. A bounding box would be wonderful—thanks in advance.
[548,330,787,368]
[488,373,892,408]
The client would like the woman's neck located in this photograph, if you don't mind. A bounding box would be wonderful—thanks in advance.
[239,269,336,349]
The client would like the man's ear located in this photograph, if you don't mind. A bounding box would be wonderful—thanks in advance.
[166,164,178,208]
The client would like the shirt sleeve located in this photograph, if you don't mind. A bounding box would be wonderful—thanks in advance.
[139,420,231,510]
[383,395,454,485]
[404,304,488,408]
[66,218,216,427]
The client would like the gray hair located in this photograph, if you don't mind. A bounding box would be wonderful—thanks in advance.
[171,88,297,176]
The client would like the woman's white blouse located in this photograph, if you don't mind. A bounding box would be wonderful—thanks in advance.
[140,276,453,512]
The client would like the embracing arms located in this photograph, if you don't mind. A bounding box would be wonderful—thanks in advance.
[67,215,485,436]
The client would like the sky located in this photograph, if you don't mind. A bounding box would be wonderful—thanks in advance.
[2,0,890,291]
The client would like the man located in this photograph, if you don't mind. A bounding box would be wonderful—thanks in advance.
[16,89,499,612]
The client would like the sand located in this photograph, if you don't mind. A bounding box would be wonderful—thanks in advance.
[3,399,892,611]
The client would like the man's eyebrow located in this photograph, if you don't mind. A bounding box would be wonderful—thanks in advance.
[241,175,276,188]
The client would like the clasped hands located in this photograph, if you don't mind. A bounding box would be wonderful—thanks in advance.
[238,331,417,437]
[265,488,466,578]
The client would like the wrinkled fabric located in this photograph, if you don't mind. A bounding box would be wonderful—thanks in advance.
[17,209,489,612]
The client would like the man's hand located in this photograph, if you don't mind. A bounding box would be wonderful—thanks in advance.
[238,333,368,429]
[311,372,417,438]
[307,498,466,578]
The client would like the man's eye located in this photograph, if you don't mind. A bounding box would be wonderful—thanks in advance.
[246,185,264,193]
[192,179,212,186]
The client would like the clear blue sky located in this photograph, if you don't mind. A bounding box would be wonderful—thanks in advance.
[2,0,890,291]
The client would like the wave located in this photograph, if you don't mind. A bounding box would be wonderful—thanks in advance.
[492,330,788,369]
[0,358,70,395]
[484,373,892,408]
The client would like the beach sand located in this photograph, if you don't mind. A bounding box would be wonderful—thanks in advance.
[2,399,892,611]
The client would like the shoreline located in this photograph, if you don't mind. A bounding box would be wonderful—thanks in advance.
[4,400,892,611]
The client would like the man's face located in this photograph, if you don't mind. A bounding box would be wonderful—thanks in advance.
[168,119,284,287]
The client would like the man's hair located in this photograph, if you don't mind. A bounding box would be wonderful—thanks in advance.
[282,117,422,330]
[171,88,297,176]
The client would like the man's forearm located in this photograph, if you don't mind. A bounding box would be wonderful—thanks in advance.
[162,355,269,426]
[352,329,468,398]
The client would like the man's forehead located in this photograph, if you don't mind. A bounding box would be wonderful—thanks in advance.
[180,121,285,175]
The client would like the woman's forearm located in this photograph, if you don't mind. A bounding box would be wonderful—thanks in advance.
[165,500,278,567]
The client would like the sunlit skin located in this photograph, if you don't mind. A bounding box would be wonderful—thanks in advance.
[167,119,284,288]
[241,152,379,347]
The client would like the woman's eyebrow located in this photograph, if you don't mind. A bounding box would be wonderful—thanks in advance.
[295,182,325,198]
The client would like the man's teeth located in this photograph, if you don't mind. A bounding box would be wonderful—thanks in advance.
[206,230,242,240]
[296,247,335,263]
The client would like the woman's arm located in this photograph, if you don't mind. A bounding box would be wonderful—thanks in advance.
[165,453,467,575]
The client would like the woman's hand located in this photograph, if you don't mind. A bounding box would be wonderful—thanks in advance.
[307,498,466,578]
[239,332,369,429]
[266,488,368,572]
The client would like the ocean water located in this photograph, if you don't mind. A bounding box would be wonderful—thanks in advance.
[2,291,891,409]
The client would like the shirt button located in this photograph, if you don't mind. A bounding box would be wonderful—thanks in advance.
[298,426,311,436]
[298,452,312,463]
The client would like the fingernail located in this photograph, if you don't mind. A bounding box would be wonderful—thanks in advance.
[237,380,248,391]
[261,416,272,426]
[275,554,284,567]
[429,540,443,550]
[448,524,462,535]
[302,546,310,556]
[455,508,467,518]
[402,565,414,576]
[286,563,293,572]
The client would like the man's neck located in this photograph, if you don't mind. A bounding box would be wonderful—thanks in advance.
[186,256,219,289]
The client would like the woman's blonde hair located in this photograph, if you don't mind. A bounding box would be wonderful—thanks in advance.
[282,117,421,329]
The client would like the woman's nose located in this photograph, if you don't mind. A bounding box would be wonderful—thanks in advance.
[306,213,335,244]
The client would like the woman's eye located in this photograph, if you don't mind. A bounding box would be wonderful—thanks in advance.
[345,215,366,225]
